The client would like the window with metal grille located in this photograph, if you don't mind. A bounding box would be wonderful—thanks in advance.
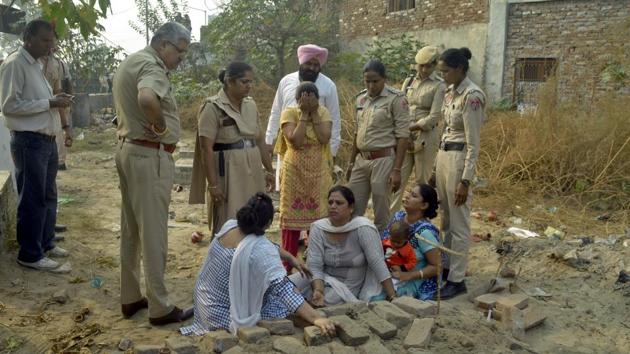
[514,58,557,82]
[387,0,416,13]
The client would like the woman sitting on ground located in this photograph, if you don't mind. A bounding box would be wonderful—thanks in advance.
[181,193,335,336]
[382,183,441,300]
[290,186,397,306]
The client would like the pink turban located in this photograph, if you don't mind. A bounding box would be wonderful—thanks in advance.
[297,44,329,66]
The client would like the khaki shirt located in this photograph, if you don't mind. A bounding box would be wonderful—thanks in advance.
[355,86,410,151]
[0,47,57,136]
[441,77,486,181]
[40,55,63,94]
[404,72,445,130]
[198,89,260,143]
[113,46,180,144]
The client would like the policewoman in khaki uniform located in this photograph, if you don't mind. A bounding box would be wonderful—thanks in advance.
[433,48,486,300]
[189,61,274,237]
[390,46,445,213]
[113,23,193,325]
[347,59,409,232]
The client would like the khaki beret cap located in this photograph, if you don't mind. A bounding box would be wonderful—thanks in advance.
[415,46,440,65]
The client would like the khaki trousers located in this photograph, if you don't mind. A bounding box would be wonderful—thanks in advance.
[435,149,471,283]
[115,141,174,317]
[55,131,67,164]
[390,129,440,213]
[347,155,394,232]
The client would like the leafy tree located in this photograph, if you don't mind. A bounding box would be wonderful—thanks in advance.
[38,0,111,38]
[363,34,425,83]
[201,0,339,84]
[56,29,123,93]
[129,0,189,42]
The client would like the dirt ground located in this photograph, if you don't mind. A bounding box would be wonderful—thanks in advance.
[0,125,628,354]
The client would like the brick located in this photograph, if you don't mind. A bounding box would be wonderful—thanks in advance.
[134,345,162,354]
[258,319,295,335]
[304,326,332,346]
[308,346,332,354]
[222,347,244,354]
[523,306,547,330]
[357,340,391,354]
[329,315,370,346]
[496,294,529,310]
[178,149,194,159]
[510,307,526,340]
[319,302,368,317]
[356,310,397,340]
[199,330,239,353]
[474,293,503,310]
[369,301,414,327]
[165,336,198,354]
[392,296,437,317]
[403,318,435,349]
[273,337,307,354]
[174,158,193,185]
[327,341,357,354]
[237,326,269,344]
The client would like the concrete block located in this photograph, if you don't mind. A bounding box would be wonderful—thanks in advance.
[199,330,239,353]
[174,158,193,185]
[71,93,90,128]
[356,310,397,339]
[474,293,503,310]
[329,315,370,346]
[133,345,162,354]
[496,294,529,310]
[304,326,332,346]
[403,318,435,349]
[523,306,546,330]
[165,336,198,354]
[273,337,306,354]
[392,296,437,317]
[178,149,195,159]
[258,319,295,335]
[320,302,368,317]
[357,340,391,354]
[237,326,269,344]
[369,301,414,327]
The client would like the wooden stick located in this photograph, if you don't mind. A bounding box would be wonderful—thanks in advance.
[413,233,467,256]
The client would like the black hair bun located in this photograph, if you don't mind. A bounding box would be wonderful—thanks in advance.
[218,69,227,84]
[236,206,259,234]
[459,47,472,60]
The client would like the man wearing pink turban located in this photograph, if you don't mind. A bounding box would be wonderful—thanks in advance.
[265,43,341,267]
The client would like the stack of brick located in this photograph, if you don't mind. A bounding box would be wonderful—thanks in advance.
[474,293,547,339]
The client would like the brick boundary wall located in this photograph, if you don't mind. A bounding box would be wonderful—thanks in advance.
[503,0,630,103]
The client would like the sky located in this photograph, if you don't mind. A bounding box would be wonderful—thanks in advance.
[100,0,220,54]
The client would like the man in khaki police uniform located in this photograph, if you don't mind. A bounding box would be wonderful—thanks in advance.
[391,46,445,213]
[347,59,409,232]
[113,22,193,325]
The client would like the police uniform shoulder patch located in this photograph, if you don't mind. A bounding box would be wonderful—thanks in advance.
[466,91,485,111]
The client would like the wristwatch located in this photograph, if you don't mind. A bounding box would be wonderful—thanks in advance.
[460,179,471,187]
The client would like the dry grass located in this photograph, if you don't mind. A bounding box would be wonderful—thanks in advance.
[478,77,630,211]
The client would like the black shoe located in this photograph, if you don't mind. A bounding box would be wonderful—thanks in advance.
[58,163,67,171]
[433,281,467,300]
[55,224,67,232]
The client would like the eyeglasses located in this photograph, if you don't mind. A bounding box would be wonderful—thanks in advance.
[167,41,188,55]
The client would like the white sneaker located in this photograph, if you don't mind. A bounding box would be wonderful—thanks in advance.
[48,246,69,258]
[18,257,59,270]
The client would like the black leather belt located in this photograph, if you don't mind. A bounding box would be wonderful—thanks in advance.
[12,131,56,141]
[213,139,256,177]
[213,139,256,151]
[440,141,465,151]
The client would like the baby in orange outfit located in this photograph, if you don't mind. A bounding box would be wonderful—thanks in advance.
[382,220,417,271]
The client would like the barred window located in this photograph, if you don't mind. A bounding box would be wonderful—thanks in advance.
[387,0,416,13]
[515,58,557,82]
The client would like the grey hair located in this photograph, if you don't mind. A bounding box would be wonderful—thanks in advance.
[150,22,191,47]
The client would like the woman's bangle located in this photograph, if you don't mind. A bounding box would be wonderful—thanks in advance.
[393,167,401,172]
[418,270,424,279]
